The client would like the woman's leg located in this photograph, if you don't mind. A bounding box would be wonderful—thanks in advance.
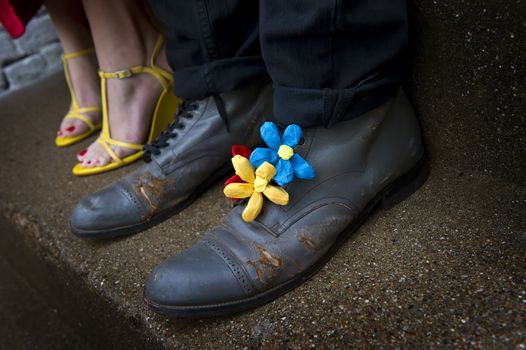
[78,0,171,167]
[45,0,101,138]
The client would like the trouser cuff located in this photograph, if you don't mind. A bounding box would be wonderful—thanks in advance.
[273,77,400,128]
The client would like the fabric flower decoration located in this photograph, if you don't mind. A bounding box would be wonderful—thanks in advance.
[250,122,315,186]
[224,155,289,222]
[224,145,252,187]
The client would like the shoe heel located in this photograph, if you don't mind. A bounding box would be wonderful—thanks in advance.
[379,154,430,209]
[148,86,181,142]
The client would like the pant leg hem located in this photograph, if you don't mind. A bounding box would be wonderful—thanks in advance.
[273,77,400,128]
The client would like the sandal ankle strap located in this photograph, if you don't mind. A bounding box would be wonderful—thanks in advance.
[98,66,171,90]
[61,48,95,61]
[97,34,172,89]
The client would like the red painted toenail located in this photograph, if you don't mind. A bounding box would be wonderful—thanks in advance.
[78,149,87,156]
[87,161,92,165]
[57,130,63,136]
[66,126,75,132]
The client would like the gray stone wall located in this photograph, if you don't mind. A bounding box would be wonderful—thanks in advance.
[0,7,62,95]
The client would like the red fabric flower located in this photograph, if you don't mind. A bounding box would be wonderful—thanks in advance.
[231,144,252,159]
[224,145,252,200]
[224,174,243,187]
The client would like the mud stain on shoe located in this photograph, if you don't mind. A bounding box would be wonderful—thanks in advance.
[134,173,174,213]
[298,233,320,252]
[246,244,304,288]
[246,244,282,289]
[246,260,266,287]
[257,245,281,267]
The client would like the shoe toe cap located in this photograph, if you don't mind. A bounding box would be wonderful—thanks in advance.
[70,182,142,236]
[145,241,248,309]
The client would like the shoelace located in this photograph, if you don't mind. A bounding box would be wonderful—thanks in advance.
[142,100,199,163]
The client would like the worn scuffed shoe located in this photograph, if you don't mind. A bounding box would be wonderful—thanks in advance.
[70,79,273,238]
[144,89,429,317]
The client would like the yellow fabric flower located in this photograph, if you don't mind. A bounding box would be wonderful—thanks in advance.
[224,155,289,222]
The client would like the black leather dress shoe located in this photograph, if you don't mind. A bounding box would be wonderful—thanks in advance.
[144,89,429,317]
[70,80,273,239]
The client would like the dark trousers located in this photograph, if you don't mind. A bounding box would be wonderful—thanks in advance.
[148,0,409,128]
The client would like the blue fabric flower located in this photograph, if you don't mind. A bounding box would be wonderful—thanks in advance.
[250,122,316,186]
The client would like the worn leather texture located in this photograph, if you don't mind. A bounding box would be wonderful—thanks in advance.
[70,80,273,234]
[145,89,425,308]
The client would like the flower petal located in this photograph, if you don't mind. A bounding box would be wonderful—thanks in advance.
[290,153,316,180]
[232,155,255,183]
[260,121,281,150]
[242,192,263,222]
[224,174,243,187]
[231,144,252,158]
[263,185,289,206]
[274,159,294,186]
[255,162,277,182]
[250,147,278,169]
[224,183,254,199]
[281,124,302,147]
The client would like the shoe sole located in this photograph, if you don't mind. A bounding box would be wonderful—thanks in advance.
[144,154,430,317]
[69,165,232,239]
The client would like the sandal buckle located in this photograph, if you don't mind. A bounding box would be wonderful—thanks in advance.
[114,69,133,79]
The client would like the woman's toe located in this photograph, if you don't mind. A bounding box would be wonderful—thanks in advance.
[65,125,76,135]
[77,148,88,162]
[80,144,97,167]
[59,119,74,135]
[78,143,123,168]
[60,119,90,137]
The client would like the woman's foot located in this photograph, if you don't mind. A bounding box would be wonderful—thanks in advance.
[77,53,172,167]
[58,52,102,138]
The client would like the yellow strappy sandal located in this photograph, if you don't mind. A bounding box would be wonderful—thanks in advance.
[55,48,102,147]
[72,34,180,176]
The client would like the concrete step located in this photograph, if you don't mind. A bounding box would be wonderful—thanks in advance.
[0,254,90,350]
[0,0,524,347]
